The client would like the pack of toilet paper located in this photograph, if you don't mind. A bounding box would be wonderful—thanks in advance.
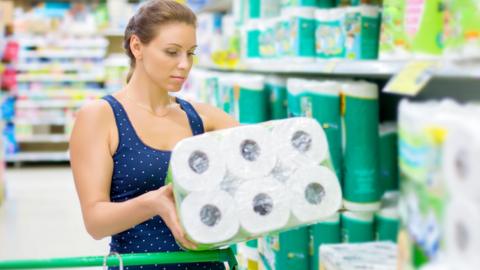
[166,117,343,250]
[397,100,480,270]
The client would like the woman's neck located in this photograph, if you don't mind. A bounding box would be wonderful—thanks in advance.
[123,68,173,115]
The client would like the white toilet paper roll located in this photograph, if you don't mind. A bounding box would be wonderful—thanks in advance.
[287,165,342,223]
[171,134,226,194]
[445,199,480,268]
[443,122,480,201]
[221,125,276,179]
[235,177,291,235]
[270,161,297,183]
[271,117,328,166]
[220,171,245,195]
[180,190,240,244]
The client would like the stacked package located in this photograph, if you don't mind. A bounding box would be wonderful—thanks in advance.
[397,100,480,270]
[167,117,342,250]
[319,242,397,270]
[380,0,480,60]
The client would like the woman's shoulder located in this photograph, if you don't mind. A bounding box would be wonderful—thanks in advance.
[185,99,239,130]
[73,97,117,133]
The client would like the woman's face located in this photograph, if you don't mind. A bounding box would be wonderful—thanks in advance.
[139,22,197,92]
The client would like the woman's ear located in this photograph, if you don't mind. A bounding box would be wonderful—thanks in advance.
[130,35,143,61]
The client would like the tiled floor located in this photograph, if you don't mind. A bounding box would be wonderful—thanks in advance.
[0,165,108,267]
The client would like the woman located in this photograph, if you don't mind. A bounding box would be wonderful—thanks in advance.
[69,1,238,269]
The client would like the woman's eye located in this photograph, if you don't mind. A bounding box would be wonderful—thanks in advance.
[166,51,178,56]
[188,52,196,56]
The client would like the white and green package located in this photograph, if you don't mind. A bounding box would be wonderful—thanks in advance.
[259,227,310,270]
[375,191,400,243]
[443,0,480,59]
[265,75,287,120]
[275,13,292,58]
[287,78,307,117]
[244,19,262,59]
[379,0,411,60]
[236,240,260,270]
[342,81,381,212]
[249,0,281,19]
[343,5,381,60]
[405,0,444,58]
[379,123,399,195]
[284,7,317,62]
[233,75,269,124]
[315,8,346,59]
[259,18,278,59]
[301,80,343,183]
[310,213,341,270]
[320,242,397,270]
[167,117,342,250]
[281,0,317,9]
[397,100,469,269]
[341,211,375,243]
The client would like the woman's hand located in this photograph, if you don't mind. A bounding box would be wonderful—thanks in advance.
[150,184,197,250]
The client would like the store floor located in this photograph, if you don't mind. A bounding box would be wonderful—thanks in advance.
[0,165,108,268]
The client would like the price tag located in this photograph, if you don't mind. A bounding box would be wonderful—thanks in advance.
[383,61,439,96]
[323,60,339,73]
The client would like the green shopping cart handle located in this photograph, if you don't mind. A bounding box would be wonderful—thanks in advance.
[0,249,238,269]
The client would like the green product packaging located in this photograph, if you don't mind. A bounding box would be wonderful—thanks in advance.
[260,227,310,270]
[237,241,260,270]
[317,0,335,8]
[301,80,343,182]
[343,5,381,60]
[249,0,261,19]
[342,81,381,212]
[379,0,410,60]
[443,0,480,58]
[405,0,444,57]
[309,213,341,270]
[245,20,261,59]
[275,15,292,58]
[235,75,268,124]
[375,209,399,243]
[341,211,375,243]
[285,7,317,61]
[281,0,317,8]
[315,8,345,59]
[379,124,399,194]
[260,18,278,59]
[287,78,306,117]
[265,75,287,120]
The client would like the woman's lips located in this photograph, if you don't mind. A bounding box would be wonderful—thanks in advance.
[170,76,185,82]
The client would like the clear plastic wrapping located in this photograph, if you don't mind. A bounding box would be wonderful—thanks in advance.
[166,117,342,250]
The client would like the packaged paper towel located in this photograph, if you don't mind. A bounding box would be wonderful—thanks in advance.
[320,242,397,270]
[444,199,480,269]
[170,133,226,194]
[397,99,479,269]
[167,117,342,250]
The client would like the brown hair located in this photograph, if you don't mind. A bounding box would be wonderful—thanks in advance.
[123,0,197,82]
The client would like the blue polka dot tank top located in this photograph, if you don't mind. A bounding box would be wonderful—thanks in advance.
[103,95,225,270]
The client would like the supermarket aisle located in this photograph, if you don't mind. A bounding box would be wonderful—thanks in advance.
[0,165,108,261]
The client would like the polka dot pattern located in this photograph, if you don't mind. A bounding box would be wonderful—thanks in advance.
[103,95,224,270]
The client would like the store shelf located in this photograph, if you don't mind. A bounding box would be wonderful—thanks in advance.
[5,151,70,162]
[197,60,480,79]
[16,62,104,72]
[20,37,109,48]
[17,74,106,82]
[15,118,67,125]
[101,28,124,37]
[16,134,69,143]
[16,100,85,109]
[19,49,106,59]
[198,0,232,13]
